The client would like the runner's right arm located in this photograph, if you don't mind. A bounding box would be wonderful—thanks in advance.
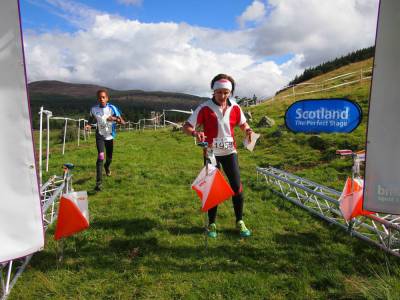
[183,120,206,142]
[86,109,96,129]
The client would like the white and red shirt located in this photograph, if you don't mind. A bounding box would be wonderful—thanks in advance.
[187,98,246,156]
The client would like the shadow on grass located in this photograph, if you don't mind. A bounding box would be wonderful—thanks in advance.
[92,217,159,235]
[166,225,203,235]
[73,176,92,185]
[166,225,244,239]
[30,217,392,280]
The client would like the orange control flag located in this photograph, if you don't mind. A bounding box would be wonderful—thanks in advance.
[339,177,373,221]
[191,164,234,212]
[54,191,89,240]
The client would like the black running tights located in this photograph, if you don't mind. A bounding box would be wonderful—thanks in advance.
[95,134,113,184]
[207,153,244,224]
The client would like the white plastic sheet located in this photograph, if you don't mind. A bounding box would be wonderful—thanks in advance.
[0,0,44,262]
[364,0,400,214]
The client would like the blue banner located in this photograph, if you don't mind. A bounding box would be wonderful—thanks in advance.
[285,98,362,133]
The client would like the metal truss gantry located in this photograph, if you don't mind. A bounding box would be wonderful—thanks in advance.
[257,166,400,257]
[1,168,73,300]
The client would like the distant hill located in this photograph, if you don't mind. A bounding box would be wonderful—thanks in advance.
[28,80,207,126]
[28,81,111,98]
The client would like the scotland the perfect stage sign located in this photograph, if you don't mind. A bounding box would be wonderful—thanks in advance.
[285,98,362,133]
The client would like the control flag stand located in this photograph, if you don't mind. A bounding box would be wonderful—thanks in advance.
[53,164,89,263]
[198,142,210,250]
[336,150,372,231]
[191,142,234,250]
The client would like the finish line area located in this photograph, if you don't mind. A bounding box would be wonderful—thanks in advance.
[2,128,400,299]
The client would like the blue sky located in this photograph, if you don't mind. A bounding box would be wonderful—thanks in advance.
[21,0,255,32]
[19,0,379,97]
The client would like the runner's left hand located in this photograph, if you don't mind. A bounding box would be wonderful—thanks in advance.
[246,128,253,143]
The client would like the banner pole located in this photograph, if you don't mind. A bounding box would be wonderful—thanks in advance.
[5,260,13,295]
[46,113,50,172]
[38,106,43,186]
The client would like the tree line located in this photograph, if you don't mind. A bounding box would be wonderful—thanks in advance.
[287,46,375,87]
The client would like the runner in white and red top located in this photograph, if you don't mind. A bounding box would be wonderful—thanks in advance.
[183,74,253,238]
[187,96,246,157]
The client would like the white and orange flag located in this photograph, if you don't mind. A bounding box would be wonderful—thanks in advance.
[54,191,89,240]
[339,177,373,221]
[191,164,234,212]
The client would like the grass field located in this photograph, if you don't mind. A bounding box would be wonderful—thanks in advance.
[10,58,400,299]
[10,126,400,299]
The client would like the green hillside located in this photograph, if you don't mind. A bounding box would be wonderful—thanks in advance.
[246,58,373,190]
[11,58,400,299]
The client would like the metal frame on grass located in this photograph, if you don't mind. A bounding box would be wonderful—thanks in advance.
[257,166,400,257]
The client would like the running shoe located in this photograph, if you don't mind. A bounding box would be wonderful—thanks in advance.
[94,183,102,191]
[105,166,111,176]
[207,223,217,238]
[237,220,251,237]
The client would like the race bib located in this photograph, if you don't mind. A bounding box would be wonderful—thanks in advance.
[97,116,112,136]
[213,137,234,150]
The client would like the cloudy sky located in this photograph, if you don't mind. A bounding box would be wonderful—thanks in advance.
[20,0,379,98]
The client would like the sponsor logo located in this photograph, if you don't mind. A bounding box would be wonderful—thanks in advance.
[376,184,400,203]
[285,98,362,133]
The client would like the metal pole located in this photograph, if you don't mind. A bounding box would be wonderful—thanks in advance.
[38,107,43,186]
[77,119,81,147]
[46,113,50,172]
[292,85,295,100]
[83,120,86,141]
[204,212,208,250]
[5,260,12,295]
[163,110,166,127]
[203,145,209,249]
[62,119,68,155]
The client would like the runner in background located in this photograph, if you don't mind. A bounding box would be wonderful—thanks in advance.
[183,74,253,238]
[86,89,125,191]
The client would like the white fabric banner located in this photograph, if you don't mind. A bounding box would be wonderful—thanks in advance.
[0,0,44,262]
[364,0,400,214]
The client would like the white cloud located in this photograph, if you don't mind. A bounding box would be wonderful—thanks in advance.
[237,0,266,28]
[250,0,379,67]
[23,0,379,99]
[117,0,142,6]
[24,15,290,98]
